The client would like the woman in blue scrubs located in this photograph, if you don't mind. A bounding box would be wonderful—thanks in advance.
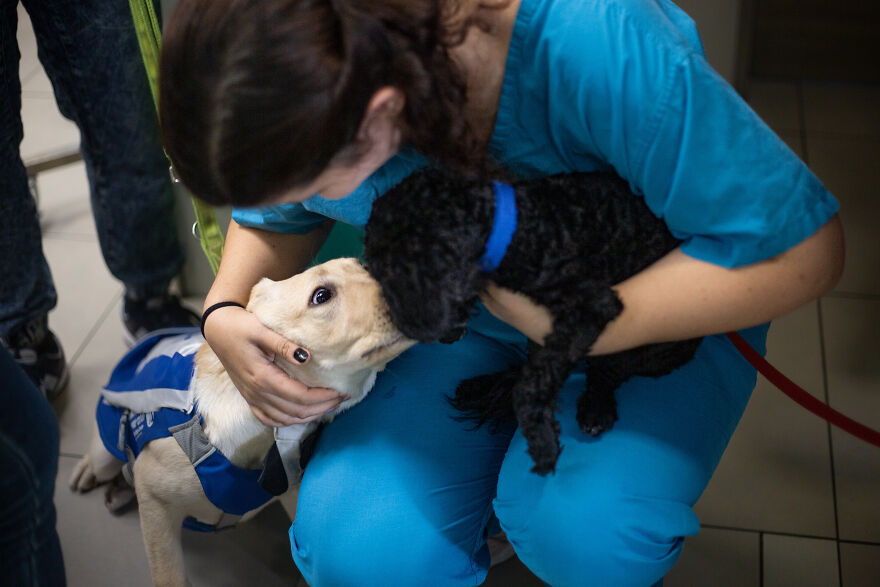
[159,1,844,585]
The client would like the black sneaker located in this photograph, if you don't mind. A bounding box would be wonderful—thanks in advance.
[122,293,201,344]
[1,315,69,401]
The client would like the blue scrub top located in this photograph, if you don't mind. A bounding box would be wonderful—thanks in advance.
[232,0,838,270]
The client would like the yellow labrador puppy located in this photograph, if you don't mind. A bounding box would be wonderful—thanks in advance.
[69,258,414,586]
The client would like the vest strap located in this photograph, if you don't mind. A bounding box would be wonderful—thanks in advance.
[169,414,217,466]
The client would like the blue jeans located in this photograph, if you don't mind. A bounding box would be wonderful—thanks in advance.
[0,345,65,585]
[290,315,766,587]
[0,0,183,336]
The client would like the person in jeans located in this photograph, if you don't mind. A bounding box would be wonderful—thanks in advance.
[0,344,66,585]
[0,0,199,400]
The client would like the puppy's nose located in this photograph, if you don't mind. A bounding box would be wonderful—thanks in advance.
[438,327,467,344]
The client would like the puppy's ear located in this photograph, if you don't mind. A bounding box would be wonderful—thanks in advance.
[363,169,491,343]
[247,277,276,311]
[373,250,484,343]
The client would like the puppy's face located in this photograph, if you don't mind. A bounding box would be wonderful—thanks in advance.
[247,258,414,386]
[363,169,492,344]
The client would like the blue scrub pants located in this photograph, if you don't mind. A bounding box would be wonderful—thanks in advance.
[291,319,766,587]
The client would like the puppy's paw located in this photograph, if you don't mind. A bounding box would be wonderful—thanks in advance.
[104,474,137,515]
[577,412,617,437]
[576,406,618,437]
[576,390,619,437]
[69,455,99,492]
[69,445,124,493]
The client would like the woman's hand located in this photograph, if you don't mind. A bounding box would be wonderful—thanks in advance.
[203,305,346,427]
[480,282,554,345]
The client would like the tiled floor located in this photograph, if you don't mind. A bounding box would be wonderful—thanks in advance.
[15,5,880,586]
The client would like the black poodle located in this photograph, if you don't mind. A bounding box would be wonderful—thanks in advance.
[363,168,702,475]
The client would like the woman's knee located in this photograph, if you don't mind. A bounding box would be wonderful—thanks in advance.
[494,478,698,587]
[290,510,486,587]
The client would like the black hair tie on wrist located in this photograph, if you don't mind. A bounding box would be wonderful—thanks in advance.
[201,301,246,338]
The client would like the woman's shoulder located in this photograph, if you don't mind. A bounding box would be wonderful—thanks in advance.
[519,0,702,68]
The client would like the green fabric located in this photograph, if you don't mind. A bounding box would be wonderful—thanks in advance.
[312,223,365,266]
[129,0,225,275]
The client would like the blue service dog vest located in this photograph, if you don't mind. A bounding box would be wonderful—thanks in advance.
[96,327,274,531]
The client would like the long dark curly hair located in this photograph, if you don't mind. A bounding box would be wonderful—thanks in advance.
[159,0,493,206]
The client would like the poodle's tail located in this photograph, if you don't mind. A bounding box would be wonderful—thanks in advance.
[447,367,520,433]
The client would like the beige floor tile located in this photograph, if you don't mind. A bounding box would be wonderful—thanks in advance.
[43,237,123,362]
[15,4,41,89]
[802,83,880,138]
[821,297,880,543]
[37,161,94,240]
[54,297,127,457]
[19,94,80,162]
[839,542,880,587]
[763,534,840,587]
[55,456,153,587]
[807,136,880,297]
[181,502,304,587]
[666,527,760,587]
[695,303,837,537]
[747,81,802,134]
[55,457,301,587]
[21,61,55,97]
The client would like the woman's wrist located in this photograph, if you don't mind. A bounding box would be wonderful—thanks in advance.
[480,282,553,344]
[201,301,246,338]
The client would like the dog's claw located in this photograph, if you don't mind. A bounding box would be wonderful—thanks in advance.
[576,402,618,438]
[578,415,616,437]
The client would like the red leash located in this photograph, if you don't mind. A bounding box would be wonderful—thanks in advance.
[727,331,880,448]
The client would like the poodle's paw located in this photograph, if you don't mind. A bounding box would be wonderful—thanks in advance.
[576,408,618,437]
[576,389,619,437]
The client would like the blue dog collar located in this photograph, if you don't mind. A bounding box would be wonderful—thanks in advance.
[480,181,518,272]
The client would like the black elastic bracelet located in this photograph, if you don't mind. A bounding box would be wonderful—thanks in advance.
[201,301,246,338]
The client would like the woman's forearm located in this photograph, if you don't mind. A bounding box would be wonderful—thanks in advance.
[482,215,845,354]
[203,219,333,311]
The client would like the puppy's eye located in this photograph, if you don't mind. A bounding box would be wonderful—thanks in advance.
[310,287,334,306]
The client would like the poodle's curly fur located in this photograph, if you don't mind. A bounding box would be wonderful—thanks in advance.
[363,169,702,475]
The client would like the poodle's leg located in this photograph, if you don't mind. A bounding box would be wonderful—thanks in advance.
[576,338,704,436]
[512,333,581,476]
[530,285,623,439]
[450,366,521,430]
[578,356,629,436]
